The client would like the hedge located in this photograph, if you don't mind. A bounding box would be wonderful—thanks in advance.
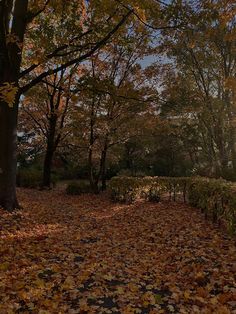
[108,176,236,235]
[109,176,190,203]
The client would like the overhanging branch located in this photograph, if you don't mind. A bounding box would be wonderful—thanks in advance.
[20,9,133,94]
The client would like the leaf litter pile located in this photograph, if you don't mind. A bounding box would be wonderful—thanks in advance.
[0,189,236,314]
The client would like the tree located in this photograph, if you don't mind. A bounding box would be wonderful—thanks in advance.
[72,31,156,192]
[160,0,236,179]
[0,0,185,209]
[20,68,77,187]
[0,0,137,210]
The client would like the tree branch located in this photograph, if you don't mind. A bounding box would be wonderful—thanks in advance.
[26,0,51,23]
[20,9,133,94]
[19,29,93,78]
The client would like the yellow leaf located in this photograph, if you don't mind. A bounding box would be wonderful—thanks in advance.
[103,274,113,281]
[62,276,75,289]
[0,82,18,107]
[184,291,190,300]
[117,286,124,294]
[35,279,45,289]
[128,283,139,292]
[0,262,10,271]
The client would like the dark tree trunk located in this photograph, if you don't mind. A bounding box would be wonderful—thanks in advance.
[0,97,20,211]
[100,148,107,191]
[229,122,236,174]
[224,91,236,176]
[42,146,54,188]
[90,144,108,193]
[42,114,57,188]
[88,98,99,194]
[42,73,71,188]
[0,0,28,210]
[88,148,99,194]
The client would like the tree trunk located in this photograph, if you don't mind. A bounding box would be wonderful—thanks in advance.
[100,148,107,191]
[224,91,236,176]
[42,146,54,188]
[88,148,99,194]
[229,122,236,175]
[91,135,109,193]
[0,98,20,211]
[42,114,57,188]
[0,0,28,210]
[88,100,99,193]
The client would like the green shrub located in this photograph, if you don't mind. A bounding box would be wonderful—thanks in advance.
[108,176,142,203]
[66,181,91,195]
[146,183,161,202]
[188,177,236,234]
[109,176,190,203]
[109,175,236,235]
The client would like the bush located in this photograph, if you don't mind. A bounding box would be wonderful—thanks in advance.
[66,181,91,195]
[109,176,236,235]
[188,177,236,235]
[109,176,190,203]
[146,183,161,202]
[108,176,143,203]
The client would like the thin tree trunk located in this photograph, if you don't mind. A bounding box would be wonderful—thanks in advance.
[88,147,99,193]
[88,96,99,193]
[42,146,54,188]
[224,91,236,176]
[42,114,57,188]
[101,148,108,191]
[229,122,236,174]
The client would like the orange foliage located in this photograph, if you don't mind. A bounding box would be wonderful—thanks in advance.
[0,188,235,312]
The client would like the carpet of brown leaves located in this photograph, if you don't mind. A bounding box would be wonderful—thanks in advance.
[0,188,236,313]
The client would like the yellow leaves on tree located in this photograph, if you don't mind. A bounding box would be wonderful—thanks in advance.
[0,82,18,108]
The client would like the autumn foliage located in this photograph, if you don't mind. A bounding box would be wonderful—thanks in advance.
[1,1,236,312]
[0,188,236,313]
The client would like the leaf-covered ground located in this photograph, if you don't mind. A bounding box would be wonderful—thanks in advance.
[0,189,236,314]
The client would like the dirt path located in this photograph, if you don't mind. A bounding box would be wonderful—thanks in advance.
[0,189,235,313]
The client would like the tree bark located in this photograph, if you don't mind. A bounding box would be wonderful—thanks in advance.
[88,148,99,194]
[88,97,99,193]
[100,147,108,191]
[42,113,57,188]
[42,146,54,188]
[229,120,236,175]
[0,97,20,211]
[0,0,28,210]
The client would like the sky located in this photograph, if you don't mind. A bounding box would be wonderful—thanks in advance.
[140,55,160,68]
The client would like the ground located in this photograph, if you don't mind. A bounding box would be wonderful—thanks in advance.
[0,189,236,314]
